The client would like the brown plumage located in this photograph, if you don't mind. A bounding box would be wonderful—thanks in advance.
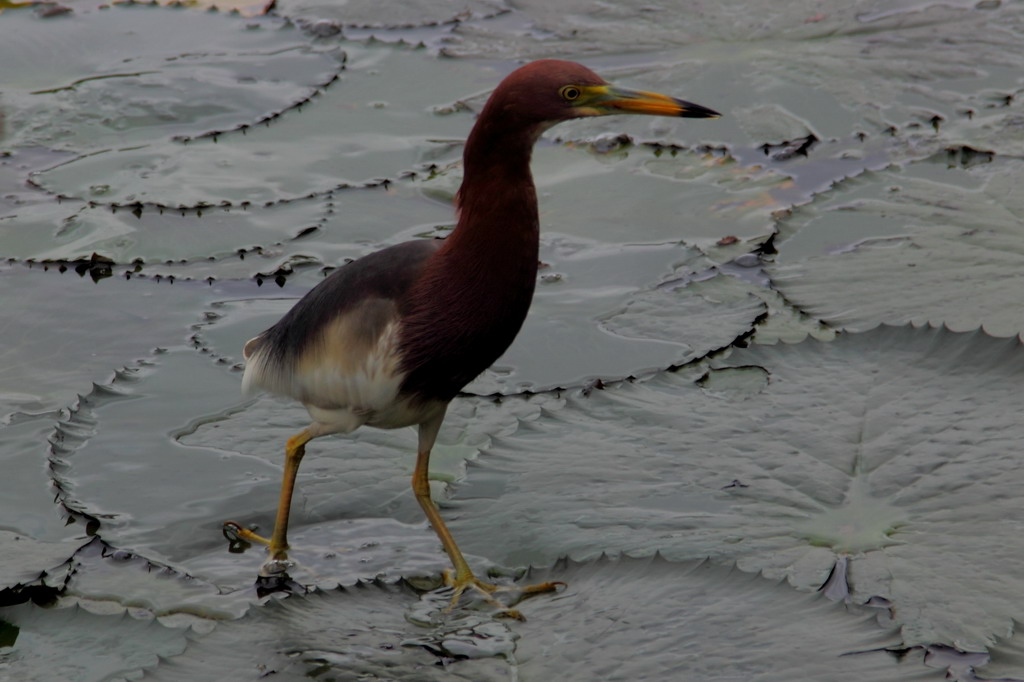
[226,59,719,615]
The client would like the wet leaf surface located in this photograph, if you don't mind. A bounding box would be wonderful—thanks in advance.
[0,416,80,540]
[4,0,1024,678]
[0,4,341,153]
[449,1,1024,156]
[135,556,944,681]
[450,325,1024,653]
[771,157,1024,337]
[0,266,216,420]
[63,538,254,621]
[275,0,508,28]
[139,579,513,681]
[0,416,90,606]
[0,531,80,605]
[0,599,188,681]
[446,0,994,58]
[466,240,765,392]
[0,183,451,280]
[515,556,941,681]
[31,44,498,206]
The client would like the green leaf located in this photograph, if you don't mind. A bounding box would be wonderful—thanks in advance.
[275,0,506,27]
[449,324,1024,652]
[31,43,496,205]
[0,266,217,420]
[64,538,253,621]
[0,4,340,153]
[771,158,1024,337]
[0,531,80,604]
[143,557,943,681]
[515,556,939,681]
[0,600,187,681]
[142,579,513,681]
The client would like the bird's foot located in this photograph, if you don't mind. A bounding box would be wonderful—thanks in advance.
[442,568,565,621]
[222,520,294,577]
[223,520,271,547]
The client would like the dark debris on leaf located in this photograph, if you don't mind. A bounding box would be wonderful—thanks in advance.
[254,573,308,598]
[27,252,115,283]
[760,133,819,161]
[0,580,63,609]
[34,2,72,18]
[943,145,995,169]
[0,535,88,609]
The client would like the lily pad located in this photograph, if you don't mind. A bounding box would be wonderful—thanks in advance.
[0,147,73,217]
[0,414,81,536]
[141,556,943,681]
[465,238,765,393]
[971,633,1024,682]
[449,0,981,57]
[0,183,451,280]
[275,0,507,27]
[0,4,341,153]
[140,579,513,681]
[425,140,798,244]
[0,599,188,681]
[0,415,91,605]
[0,531,81,605]
[31,45,498,206]
[516,556,940,681]
[449,324,1024,651]
[449,1,1024,170]
[64,538,252,621]
[770,157,1024,337]
[0,265,218,420]
[598,250,834,348]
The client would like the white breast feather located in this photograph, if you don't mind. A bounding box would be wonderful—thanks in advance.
[241,321,426,432]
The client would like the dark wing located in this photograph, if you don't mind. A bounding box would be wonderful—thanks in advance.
[241,239,440,406]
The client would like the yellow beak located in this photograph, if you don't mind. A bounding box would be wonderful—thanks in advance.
[578,85,720,119]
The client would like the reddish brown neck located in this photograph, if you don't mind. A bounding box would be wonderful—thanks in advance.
[441,115,542,272]
[395,114,544,401]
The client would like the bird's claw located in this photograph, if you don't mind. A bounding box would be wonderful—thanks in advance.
[222,520,272,547]
[223,520,295,579]
[440,568,565,620]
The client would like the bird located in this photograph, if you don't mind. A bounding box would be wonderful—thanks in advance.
[224,59,719,614]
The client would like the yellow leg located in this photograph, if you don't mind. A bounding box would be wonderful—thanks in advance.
[224,428,315,568]
[266,430,314,560]
[413,416,563,619]
[412,447,481,588]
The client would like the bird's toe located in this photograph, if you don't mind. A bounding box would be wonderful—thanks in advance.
[441,568,563,620]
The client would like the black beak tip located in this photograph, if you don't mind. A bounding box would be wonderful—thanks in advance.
[681,102,722,119]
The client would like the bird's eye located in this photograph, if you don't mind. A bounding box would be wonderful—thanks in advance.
[560,86,582,101]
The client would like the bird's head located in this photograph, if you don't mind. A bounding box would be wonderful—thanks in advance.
[484,59,720,128]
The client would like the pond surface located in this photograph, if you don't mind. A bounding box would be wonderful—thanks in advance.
[2,0,1024,679]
